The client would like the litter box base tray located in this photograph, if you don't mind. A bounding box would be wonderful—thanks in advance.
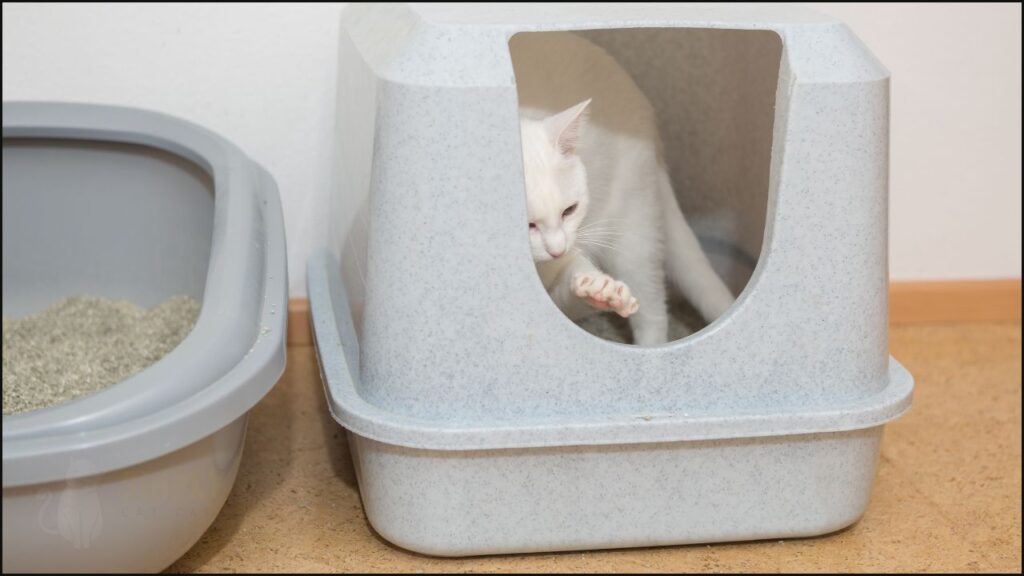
[346,426,881,557]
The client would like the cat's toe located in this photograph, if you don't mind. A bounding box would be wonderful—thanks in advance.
[592,277,616,302]
[605,281,638,317]
[571,273,594,297]
[616,297,640,318]
[609,281,632,306]
[573,272,612,301]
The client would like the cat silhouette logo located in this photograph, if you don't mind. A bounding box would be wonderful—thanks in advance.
[37,458,104,550]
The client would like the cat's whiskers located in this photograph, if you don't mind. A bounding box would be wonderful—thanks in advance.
[576,225,622,234]
[576,228,639,243]
[576,231,623,241]
[576,238,627,256]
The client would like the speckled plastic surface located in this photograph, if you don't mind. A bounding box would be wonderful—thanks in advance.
[2,102,288,572]
[311,3,914,556]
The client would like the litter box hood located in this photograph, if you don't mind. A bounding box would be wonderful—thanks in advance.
[326,3,906,424]
[2,102,288,487]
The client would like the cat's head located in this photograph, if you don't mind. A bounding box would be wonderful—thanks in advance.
[521,99,591,262]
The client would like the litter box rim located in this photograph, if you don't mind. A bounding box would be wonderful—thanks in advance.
[1,102,287,487]
[308,249,913,452]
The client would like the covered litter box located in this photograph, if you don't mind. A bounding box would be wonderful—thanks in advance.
[309,4,914,556]
[2,102,287,572]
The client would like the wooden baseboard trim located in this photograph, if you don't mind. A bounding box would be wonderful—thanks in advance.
[285,279,1021,345]
[287,298,312,346]
[888,279,1021,325]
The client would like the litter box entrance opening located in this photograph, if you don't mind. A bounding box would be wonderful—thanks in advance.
[2,138,215,318]
[509,28,782,344]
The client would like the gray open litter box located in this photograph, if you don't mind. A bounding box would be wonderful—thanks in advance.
[309,4,915,557]
[2,102,287,572]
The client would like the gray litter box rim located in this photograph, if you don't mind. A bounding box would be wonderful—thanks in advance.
[308,249,913,451]
[2,102,287,487]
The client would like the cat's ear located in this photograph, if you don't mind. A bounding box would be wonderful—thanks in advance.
[545,99,591,156]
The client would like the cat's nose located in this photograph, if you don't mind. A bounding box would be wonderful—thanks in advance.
[545,231,567,258]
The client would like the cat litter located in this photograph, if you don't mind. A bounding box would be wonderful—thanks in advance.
[2,295,200,416]
[2,102,287,573]
[309,3,913,557]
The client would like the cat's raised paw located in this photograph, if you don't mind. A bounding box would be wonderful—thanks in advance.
[572,273,639,318]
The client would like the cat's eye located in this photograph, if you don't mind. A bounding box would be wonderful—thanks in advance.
[529,222,538,230]
[562,203,578,218]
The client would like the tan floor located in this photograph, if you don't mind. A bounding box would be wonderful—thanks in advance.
[169,323,1022,573]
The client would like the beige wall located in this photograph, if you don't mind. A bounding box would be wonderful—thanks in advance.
[2,3,342,298]
[3,4,1020,294]
[811,3,1021,281]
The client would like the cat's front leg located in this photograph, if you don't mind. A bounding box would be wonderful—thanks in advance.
[547,253,639,320]
[536,251,642,323]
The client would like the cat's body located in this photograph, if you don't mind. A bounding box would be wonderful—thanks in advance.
[511,32,735,345]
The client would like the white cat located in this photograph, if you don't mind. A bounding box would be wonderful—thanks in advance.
[511,31,735,346]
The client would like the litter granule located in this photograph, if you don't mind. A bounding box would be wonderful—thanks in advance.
[2,295,200,416]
